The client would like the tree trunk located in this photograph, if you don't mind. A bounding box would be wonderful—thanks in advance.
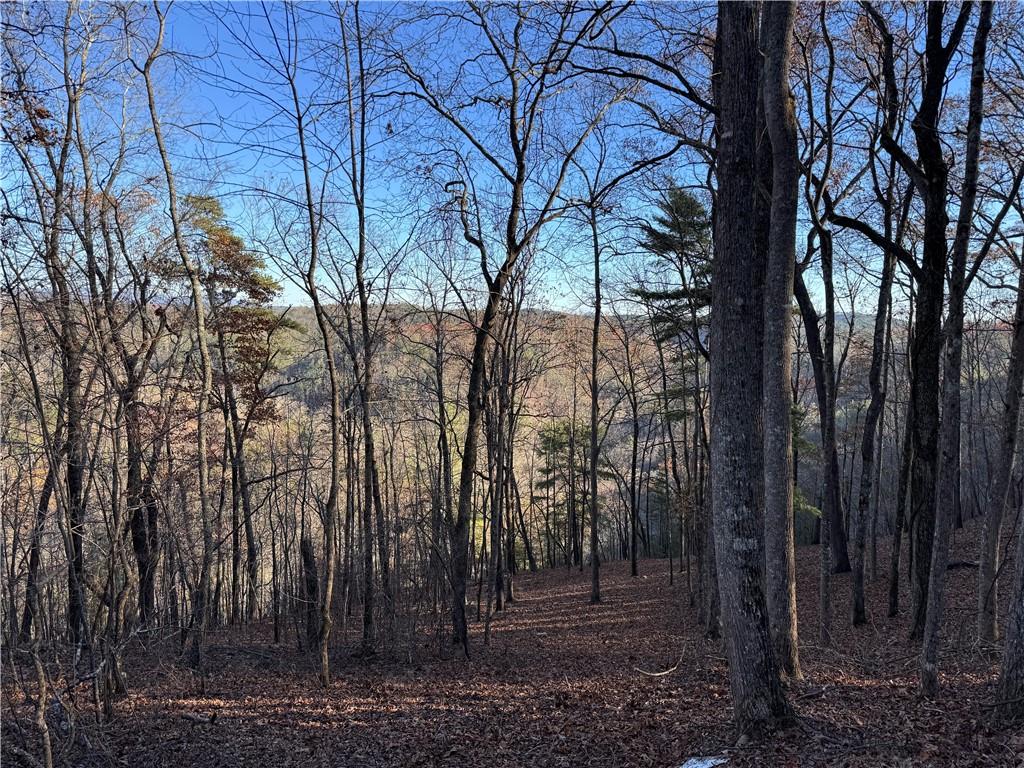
[141,19,214,672]
[589,205,602,604]
[978,263,1024,642]
[853,246,895,624]
[994,495,1024,721]
[710,1,791,738]
[794,272,851,574]
[902,3,970,642]
[452,269,514,657]
[761,0,800,680]
[19,466,55,642]
[301,534,320,651]
[64,342,88,648]
[921,1,991,694]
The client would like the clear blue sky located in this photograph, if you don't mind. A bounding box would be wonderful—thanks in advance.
[150,2,709,313]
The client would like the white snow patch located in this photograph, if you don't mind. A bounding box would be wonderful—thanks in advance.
[678,757,728,768]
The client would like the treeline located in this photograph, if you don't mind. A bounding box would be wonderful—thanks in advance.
[2,0,1024,747]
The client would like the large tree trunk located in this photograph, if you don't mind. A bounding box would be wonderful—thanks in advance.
[761,0,800,680]
[921,1,991,694]
[994,497,1024,721]
[709,0,791,739]
[978,263,1024,642]
[902,3,969,642]
[851,3,970,638]
[906,263,945,641]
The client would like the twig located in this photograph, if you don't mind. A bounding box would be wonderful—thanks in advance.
[796,684,832,701]
[980,694,1024,709]
[635,651,685,677]
[182,711,218,725]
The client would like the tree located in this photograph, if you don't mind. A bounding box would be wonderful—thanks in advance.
[921,0,993,695]
[979,254,1024,642]
[635,187,715,632]
[793,4,852,581]
[193,196,295,625]
[572,131,679,604]
[849,113,905,626]
[995,424,1024,720]
[134,3,215,672]
[844,2,974,639]
[761,0,801,679]
[3,7,91,648]
[393,3,624,655]
[709,0,791,739]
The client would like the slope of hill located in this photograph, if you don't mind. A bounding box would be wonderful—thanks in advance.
[5,518,1016,767]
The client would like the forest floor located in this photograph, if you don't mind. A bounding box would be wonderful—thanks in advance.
[4,520,1022,768]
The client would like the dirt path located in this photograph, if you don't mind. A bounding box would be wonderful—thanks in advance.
[7,530,1020,767]
[106,561,726,768]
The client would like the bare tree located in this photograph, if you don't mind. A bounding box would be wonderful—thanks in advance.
[761,0,801,679]
[921,0,993,696]
[709,0,791,739]
[392,2,624,655]
[979,250,1024,642]
[133,2,215,672]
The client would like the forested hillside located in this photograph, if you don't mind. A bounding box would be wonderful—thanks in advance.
[2,2,1023,766]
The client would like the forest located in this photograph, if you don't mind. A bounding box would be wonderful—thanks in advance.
[2,1,1023,766]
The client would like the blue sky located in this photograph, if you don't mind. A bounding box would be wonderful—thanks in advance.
[145,2,712,313]
[112,2,1021,326]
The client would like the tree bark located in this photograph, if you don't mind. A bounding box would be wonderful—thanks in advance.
[761,0,801,679]
[852,242,895,625]
[921,2,991,695]
[978,261,1024,642]
[994,489,1024,721]
[589,205,602,603]
[710,0,792,739]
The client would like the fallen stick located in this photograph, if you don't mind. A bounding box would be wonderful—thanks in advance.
[182,712,218,725]
[796,684,831,701]
[635,651,685,677]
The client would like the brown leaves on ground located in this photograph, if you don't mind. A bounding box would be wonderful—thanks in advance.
[4,521,1020,767]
